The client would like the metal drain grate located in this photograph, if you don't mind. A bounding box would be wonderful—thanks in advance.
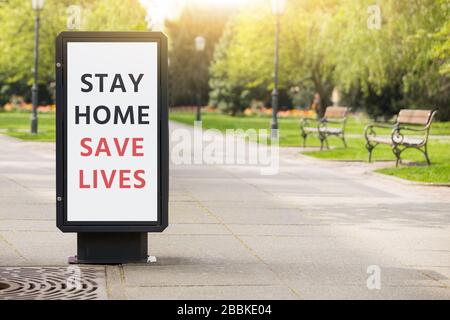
[0,267,107,300]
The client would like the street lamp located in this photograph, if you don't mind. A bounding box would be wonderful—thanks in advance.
[31,0,44,134]
[194,35,205,122]
[270,0,285,139]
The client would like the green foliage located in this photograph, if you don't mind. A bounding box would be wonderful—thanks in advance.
[209,0,450,120]
[333,0,450,119]
[209,0,341,116]
[165,4,232,107]
[0,0,147,106]
[209,21,252,115]
[432,18,450,76]
[0,0,65,85]
[83,0,148,31]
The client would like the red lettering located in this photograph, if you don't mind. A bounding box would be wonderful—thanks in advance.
[93,169,98,188]
[80,138,92,156]
[79,137,144,157]
[78,169,146,189]
[95,138,111,156]
[79,170,90,188]
[114,137,129,156]
[132,137,144,156]
[119,170,131,188]
[134,170,146,188]
[101,169,116,188]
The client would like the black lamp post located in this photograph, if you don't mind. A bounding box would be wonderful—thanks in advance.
[194,35,205,122]
[31,0,44,134]
[270,0,285,139]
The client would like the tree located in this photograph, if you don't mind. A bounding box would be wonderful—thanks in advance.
[209,21,251,115]
[0,0,147,106]
[332,0,450,119]
[209,0,449,120]
[83,0,147,31]
[209,0,340,116]
[165,3,232,107]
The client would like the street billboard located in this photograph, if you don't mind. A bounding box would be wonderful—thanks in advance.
[56,32,168,233]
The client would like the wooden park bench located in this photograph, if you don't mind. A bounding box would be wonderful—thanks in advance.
[364,109,437,166]
[300,106,349,150]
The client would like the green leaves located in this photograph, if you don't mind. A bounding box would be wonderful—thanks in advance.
[208,0,449,119]
[0,0,147,102]
[166,4,232,106]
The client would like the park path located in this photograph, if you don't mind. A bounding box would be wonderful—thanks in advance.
[0,121,449,299]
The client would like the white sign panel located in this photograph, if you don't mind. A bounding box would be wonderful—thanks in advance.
[66,42,158,222]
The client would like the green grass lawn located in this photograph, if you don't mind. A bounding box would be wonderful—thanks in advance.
[0,111,55,142]
[170,111,450,184]
[170,111,450,146]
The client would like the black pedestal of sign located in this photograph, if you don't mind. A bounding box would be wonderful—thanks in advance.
[68,232,148,264]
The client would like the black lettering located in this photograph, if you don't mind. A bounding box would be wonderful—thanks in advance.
[138,106,150,124]
[80,74,93,92]
[129,74,144,92]
[110,74,126,92]
[94,73,108,92]
[114,106,135,124]
[93,105,110,124]
[75,105,90,124]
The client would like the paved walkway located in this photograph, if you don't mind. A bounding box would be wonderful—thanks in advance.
[0,122,449,299]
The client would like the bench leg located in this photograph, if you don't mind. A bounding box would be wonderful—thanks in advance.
[341,134,347,148]
[365,142,375,163]
[423,145,431,165]
[319,135,328,151]
[392,145,401,167]
[318,133,323,151]
[301,133,307,148]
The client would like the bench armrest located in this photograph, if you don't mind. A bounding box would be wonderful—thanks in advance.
[365,123,396,130]
[364,123,397,141]
[300,117,328,134]
[300,117,320,122]
[300,117,322,127]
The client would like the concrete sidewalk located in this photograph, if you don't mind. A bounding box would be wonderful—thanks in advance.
[0,122,449,299]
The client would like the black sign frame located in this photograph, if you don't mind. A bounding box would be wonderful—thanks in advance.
[56,32,168,233]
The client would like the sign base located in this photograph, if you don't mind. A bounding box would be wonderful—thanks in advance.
[68,232,148,264]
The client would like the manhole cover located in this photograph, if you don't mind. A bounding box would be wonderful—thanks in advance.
[0,267,107,300]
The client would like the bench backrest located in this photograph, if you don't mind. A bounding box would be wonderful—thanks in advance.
[397,109,433,125]
[324,106,348,119]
